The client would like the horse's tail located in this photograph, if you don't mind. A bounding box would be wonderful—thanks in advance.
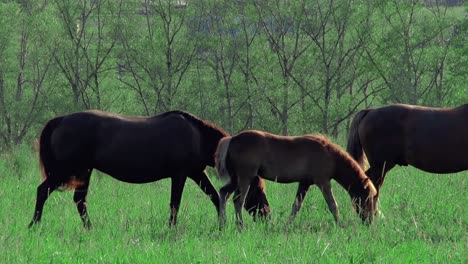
[38,117,63,183]
[215,137,232,183]
[347,109,370,169]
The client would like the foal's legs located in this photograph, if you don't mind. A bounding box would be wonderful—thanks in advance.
[232,178,251,229]
[288,182,311,224]
[318,182,339,223]
[28,178,59,228]
[73,169,93,229]
[169,175,188,227]
[189,171,220,216]
[218,181,237,229]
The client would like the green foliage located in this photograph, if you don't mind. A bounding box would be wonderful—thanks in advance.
[0,0,466,147]
[366,1,464,106]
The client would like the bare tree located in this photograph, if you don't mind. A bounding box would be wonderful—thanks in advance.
[52,0,122,109]
[119,0,196,114]
[421,1,460,106]
[193,0,244,133]
[255,0,311,135]
[0,0,52,149]
[364,0,457,105]
[296,0,378,135]
[236,1,261,130]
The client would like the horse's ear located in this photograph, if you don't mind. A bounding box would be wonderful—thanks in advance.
[363,178,377,197]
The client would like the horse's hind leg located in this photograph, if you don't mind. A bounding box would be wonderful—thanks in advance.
[318,182,340,223]
[73,169,92,229]
[218,180,237,229]
[366,161,395,192]
[366,161,395,216]
[28,178,59,228]
[169,175,187,227]
[189,171,220,216]
[288,182,310,224]
[233,178,252,230]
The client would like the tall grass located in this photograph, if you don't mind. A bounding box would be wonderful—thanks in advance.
[0,148,466,263]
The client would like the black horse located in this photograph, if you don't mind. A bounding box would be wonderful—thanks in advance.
[347,103,468,205]
[29,110,269,229]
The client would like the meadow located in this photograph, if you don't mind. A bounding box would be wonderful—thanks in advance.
[0,145,466,263]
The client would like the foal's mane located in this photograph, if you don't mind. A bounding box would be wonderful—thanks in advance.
[304,134,368,181]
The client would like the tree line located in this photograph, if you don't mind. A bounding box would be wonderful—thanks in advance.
[0,0,466,151]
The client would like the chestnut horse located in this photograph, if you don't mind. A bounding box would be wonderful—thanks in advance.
[347,103,468,206]
[215,130,377,229]
[29,110,269,229]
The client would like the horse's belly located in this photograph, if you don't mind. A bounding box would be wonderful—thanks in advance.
[95,163,168,184]
[261,169,314,184]
[407,150,468,174]
[411,161,467,174]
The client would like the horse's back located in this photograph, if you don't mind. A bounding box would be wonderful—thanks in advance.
[95,111,203,181]
[228,130,268,167]
[360,104,468,172]
[229,131,334,183]
[46,110,204,182]
[404,105,468,172]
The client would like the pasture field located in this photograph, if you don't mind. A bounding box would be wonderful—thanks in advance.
[0,146,466,263]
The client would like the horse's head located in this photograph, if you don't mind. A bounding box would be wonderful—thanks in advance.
[244,177,270,220]
[353,178,377,224]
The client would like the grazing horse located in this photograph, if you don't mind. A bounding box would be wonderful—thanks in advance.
[215,130,377,229]
[29,110,269,229]
[347,103,468,206]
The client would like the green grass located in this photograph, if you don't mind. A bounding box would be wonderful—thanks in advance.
[0,148,466,263]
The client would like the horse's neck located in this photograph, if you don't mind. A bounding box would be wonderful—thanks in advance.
[457,104,468,116]
[333,158,365,198]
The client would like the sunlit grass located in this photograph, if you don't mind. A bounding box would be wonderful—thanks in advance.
[0,149,466,263]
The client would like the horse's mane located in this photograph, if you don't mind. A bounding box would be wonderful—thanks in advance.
[162,110,229,137]
[305,134,368,181]
[306,134,377,197]
[303,133,330,143]
[332,143,368,180]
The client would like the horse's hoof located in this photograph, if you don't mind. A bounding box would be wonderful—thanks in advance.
[28,221,38,229]
[336,222,345,228]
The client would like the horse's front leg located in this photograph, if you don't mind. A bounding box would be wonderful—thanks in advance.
[245,176,270,221]
[189,171,220,216]
[288,182,310,225]
[169,175,187,227]
[318,182,340,224]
